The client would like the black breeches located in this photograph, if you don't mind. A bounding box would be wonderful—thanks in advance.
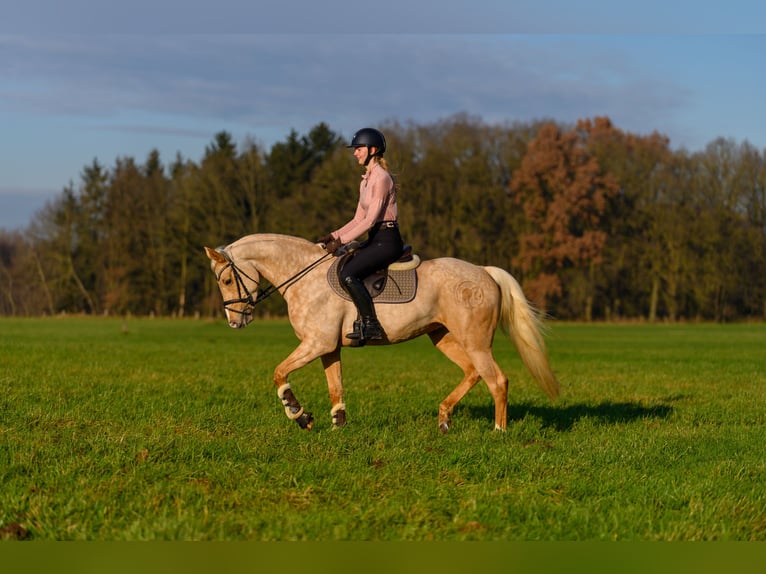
[339,227,404,283]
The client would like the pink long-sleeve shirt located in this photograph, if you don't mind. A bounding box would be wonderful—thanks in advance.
[332,162,398,244]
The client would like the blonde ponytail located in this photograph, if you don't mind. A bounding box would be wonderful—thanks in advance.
[375,157,399,195]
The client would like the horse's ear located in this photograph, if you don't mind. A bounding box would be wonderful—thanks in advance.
[204,246,227,263]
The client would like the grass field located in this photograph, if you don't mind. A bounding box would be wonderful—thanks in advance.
[1,317,765,541]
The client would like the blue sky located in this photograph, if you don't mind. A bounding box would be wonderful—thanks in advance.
[2,2,765,229]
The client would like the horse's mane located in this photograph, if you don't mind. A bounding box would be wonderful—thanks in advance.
[230,233,315,250]
[227,233,325,263]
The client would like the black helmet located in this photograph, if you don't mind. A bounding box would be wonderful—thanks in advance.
[347,127,386,155]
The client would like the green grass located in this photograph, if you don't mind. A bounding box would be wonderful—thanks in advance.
[1,317,765,540]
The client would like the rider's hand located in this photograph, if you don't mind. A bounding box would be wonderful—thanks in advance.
[316,233,334,246]
[324,238,342,254]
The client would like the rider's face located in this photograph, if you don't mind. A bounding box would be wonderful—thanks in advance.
[353,146,377,165]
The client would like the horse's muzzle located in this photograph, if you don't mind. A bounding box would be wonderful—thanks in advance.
[226,308,253,329]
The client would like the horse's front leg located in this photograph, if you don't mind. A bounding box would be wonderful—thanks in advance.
[273,342,327,430]
[321,348,346,428]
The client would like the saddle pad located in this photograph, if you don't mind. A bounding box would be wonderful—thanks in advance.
[327,258,418,304]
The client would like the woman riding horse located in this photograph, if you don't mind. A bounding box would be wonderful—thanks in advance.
[317,128,403,345]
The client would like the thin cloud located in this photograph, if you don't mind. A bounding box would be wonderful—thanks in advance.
[2,35,688,123]
[4,0,766,33]
[0,34,750,159]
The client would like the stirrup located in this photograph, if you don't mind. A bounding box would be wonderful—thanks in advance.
[346,319,365,340]
[346,320,366,347]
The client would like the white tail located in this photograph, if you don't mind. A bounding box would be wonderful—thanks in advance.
[483,266,560,401]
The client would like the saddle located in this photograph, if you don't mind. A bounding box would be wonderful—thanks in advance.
[327,242,421,304]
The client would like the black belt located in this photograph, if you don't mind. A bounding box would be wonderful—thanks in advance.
[373,221,398,230]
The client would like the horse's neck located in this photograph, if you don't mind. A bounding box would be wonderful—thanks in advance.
[233,235,316,286]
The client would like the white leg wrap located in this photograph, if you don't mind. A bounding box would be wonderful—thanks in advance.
[277,383,304,419]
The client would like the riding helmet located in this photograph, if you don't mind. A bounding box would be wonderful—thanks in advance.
[347,128,386,155]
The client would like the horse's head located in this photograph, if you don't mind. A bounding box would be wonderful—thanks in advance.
[204,246,260,329]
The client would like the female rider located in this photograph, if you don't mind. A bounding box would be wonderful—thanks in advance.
[318,127,403,344]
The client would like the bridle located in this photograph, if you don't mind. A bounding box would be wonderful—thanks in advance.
[215,248,333,317]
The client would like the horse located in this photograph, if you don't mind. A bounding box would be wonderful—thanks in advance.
[205,233,559,433]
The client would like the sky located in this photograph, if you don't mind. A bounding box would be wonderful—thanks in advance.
[2,1,765,230]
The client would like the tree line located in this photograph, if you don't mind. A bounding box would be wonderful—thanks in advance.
[1,114,764,321]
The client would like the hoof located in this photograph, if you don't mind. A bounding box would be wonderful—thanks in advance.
[296,411,314,430]
[439,421,450,435]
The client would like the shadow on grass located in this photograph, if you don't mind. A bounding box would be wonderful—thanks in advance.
[463,400,675,432]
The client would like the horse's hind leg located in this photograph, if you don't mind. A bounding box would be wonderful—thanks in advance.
[430,328,510,432]
[469,351,509,431]
[429,328,482,434]
[479,352,508,431]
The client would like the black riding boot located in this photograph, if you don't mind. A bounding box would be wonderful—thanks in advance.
[342,276,385,343]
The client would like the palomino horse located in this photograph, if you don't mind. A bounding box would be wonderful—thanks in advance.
[205,233,559,432]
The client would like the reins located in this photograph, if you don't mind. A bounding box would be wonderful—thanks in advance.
[216,248,333,314]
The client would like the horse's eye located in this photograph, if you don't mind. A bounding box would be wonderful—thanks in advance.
[223,278,233,286]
